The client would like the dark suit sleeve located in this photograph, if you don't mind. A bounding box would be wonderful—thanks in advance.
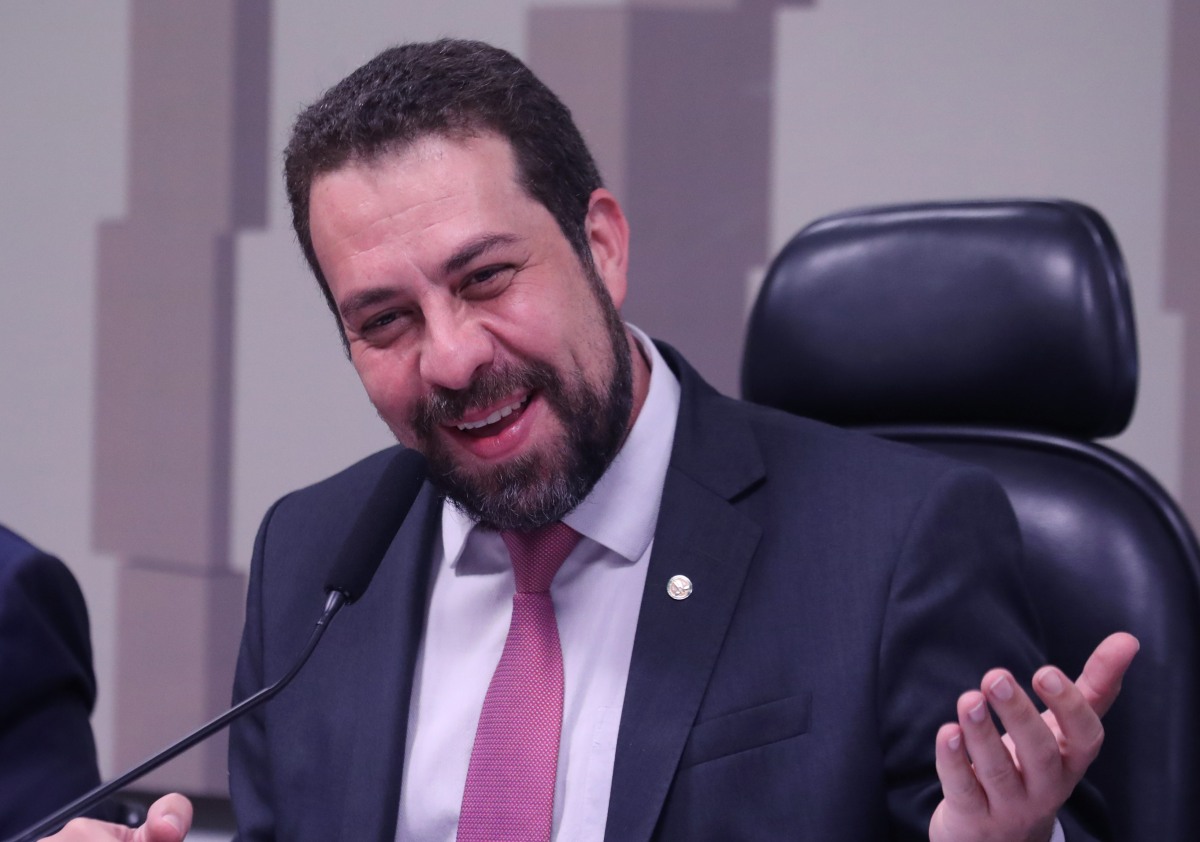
[876,467,1108,841]
[0,532,104,838]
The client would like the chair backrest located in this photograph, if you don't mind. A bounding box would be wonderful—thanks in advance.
[742,199,1200,841]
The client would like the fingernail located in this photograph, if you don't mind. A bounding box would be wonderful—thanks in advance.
[948,732,962,751]
[1039,669,1065,696]
[163,812,184,833]
[968,700,988,724]
[989,675,1014,702]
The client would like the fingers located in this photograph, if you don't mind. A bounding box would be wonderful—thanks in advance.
[984,669,1066,797]
[137,794,192,842]
[49,817,135,841]
[956,684,1028,803]
[1072,632,1139,717]
[934,678,1054,830]
[41,795,192,842]
[934,721,986,816]
[933,673,1078,842]
[931,635,1135,842]
[939,668,1079,801]
[1033,665,1105,775]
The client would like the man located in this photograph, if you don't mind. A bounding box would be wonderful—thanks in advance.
[0,525,109,836]
[48,39,1137,842]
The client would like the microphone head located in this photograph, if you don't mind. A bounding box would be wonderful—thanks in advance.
[324,449,427,603]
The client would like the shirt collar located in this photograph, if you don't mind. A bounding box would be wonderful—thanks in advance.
[441,324,681,568]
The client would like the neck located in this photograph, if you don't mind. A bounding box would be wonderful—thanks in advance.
[622,328,653,435]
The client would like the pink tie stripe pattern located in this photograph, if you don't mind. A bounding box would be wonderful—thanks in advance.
[457,522,582,842]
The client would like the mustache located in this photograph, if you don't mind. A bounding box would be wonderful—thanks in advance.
[410,361,560,436]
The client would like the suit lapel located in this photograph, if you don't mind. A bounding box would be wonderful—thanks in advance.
[310,351,762,841]
[605,348,765,842]
[329,481,441,842]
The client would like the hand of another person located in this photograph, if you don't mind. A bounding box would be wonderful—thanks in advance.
[929,632,1139,842]
[41,793,192,842]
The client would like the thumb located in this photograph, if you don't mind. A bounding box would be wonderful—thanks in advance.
[1075,631,1140,717]
[135,794,192,842]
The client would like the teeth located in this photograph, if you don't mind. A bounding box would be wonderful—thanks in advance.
[455,397,528,431]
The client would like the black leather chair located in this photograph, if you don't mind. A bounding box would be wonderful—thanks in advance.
[742,199,1200,841]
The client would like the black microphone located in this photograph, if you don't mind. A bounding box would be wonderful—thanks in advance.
[324,448,427,604]
[5,449,427,842]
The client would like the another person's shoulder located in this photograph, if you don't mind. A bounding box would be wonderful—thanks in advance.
[0,524,96,718]
[0,522,47,574]
[0,525,88,619]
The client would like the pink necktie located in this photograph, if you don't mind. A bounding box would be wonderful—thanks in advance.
[457,522,582,842]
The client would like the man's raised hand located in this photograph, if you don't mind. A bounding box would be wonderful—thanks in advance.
[930,632,1139,842]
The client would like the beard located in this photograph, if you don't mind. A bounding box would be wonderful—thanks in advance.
[408,285,634,532]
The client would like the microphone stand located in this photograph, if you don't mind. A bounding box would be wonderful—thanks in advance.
[5,590,350,842]
[9,449,427,842]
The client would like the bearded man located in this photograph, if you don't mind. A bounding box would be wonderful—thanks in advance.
[47,39,1135,842]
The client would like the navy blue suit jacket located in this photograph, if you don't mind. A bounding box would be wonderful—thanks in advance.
[228,346,1106,840]
[0,526,104,838]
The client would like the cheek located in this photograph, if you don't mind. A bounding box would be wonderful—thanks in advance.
[563,303,620,382]
[353,355,421,435]
[510,291,599,363]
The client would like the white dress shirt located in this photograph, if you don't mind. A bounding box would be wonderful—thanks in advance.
[396,327,680,841]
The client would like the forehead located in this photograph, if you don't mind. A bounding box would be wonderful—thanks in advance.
[308,132,546,260]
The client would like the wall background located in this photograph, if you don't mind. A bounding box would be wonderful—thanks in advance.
[1,0,1196,796]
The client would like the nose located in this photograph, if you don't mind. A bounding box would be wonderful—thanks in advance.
[418,303,494,391]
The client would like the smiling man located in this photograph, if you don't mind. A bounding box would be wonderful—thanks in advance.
[307,132,642,532]
[45,39,1136,842]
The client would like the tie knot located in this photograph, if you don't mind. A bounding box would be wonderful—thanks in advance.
[501,522,581,593]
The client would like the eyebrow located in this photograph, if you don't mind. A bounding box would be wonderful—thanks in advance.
[442,233,521,276]
[339,287,401,322]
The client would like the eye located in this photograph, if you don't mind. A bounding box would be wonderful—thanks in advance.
[363,311,396,330]
[462,264,516,294]
[357,308,414,341]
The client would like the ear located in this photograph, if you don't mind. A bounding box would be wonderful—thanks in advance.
[584,188,631,310]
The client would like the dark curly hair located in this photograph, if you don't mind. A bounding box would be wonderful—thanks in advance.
[284,39,603,341]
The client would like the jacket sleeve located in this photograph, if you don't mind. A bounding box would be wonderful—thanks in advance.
[876,466,1110,841]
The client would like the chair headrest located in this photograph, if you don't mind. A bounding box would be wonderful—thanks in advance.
[741,199,1138,438]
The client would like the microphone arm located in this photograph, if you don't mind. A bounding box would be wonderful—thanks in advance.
[6,590,350,842]
[5,448,427,842]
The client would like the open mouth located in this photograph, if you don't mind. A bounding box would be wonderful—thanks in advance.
[451,394,533,439]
